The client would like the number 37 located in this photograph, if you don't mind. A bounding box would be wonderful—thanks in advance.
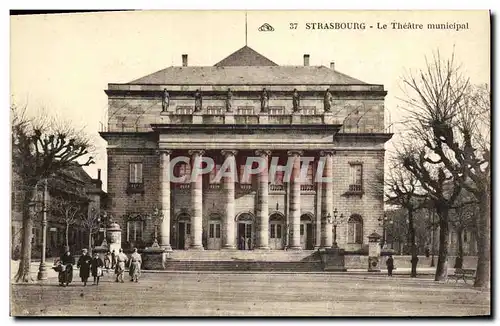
[289,23,298,29]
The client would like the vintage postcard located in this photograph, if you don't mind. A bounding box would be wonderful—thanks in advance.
[10,10,490,317]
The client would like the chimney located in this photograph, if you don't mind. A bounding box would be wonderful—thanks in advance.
[97,169,101,181]
[182,54,188,67]
[330,61,335,70]
[303,54,310,66]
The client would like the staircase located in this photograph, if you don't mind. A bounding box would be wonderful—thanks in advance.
[161,250,323,272]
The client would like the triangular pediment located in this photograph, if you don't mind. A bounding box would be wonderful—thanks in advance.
[214,46,278,67]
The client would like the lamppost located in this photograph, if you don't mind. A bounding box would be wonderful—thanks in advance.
[37,178,48,281]
[148,207,164,248]
[378,214,393,249]
[327,208,345,248]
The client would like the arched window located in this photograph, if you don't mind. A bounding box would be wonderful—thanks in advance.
[347,214,363,244]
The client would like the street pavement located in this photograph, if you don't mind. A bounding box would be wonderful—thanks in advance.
[11,270,490,316]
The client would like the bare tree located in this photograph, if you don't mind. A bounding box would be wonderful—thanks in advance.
[81,207,101,255]
[11,105,94,282]
[397,140,463,281]
[385,160,428,277]
[400,51,490,288]
[49,197,84,249]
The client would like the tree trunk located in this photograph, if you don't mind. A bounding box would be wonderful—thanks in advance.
[435,207,449,281]
[15,185,37,283]
[454,228,464,268]
[474,188,490,288]
[408,209,418,278]
[65,223,69,248]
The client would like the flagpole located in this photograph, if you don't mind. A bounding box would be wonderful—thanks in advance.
[245,12,248,46]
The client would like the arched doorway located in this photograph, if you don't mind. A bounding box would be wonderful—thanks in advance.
[269,212,285,250]
[236,212,254,250]
[300,213,314,250]
[207,213,222,250]
[176,213,191,250]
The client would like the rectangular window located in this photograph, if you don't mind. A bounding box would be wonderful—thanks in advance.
[300,224,304,236]
[176,163,191,183]
[127,221,144,242]
[176,107,193,115]
[302,108,316,115]
[239,165,252,184]
[209,164,222,184]
[277,224,282,238]
[215,224,221,238]
[129,163,143,184]
[270,225,276,238]
[237,107,254,115]
[207,107,224,115]
[209,224,215,238]
[269,107,285,115]
[349,163,363,192]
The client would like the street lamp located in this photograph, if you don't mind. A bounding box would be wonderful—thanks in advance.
[378,214,392,249]
[148,207,164,248]
[37,178,49,281]
[328,208,345,248]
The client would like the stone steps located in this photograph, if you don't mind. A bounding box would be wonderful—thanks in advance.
[167,250,319,262]
[163,260,324,272]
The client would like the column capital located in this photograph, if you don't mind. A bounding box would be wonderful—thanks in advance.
[320,150,336,157]
[188,149,205,156]
[287,150,303,157]
[221,149,238,157]
[255,150,272,157]
[156,149,173,156]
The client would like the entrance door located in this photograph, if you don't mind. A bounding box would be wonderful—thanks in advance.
[237,223,253,250]
[269,222,284,249]
[269,213,285,250]
[207,221,222,250]
[300,214,314,250]
[178,223,185,249]
[177,222,192,249]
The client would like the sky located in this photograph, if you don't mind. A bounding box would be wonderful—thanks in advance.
[10,10,490,191]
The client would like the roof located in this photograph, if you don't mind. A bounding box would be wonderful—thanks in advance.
[214,46,278,67]
[128,46,367,85]
[129,66,366,85]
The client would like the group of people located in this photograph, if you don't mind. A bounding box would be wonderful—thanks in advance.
[54,246,142,286]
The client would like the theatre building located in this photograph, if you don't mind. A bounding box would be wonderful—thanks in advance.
[100,46,392,252]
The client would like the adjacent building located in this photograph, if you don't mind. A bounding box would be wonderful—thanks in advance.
[100,46,392,252]
[11,166,107,258]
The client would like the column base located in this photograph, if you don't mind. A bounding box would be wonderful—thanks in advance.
[255,246,270,250]
[160,244,173,252]
[287,246,302,251]
[221,245,237,250]
[189,245,205,250]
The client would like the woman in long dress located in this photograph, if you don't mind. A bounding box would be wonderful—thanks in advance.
[57,246,74,287]
[77,248,92,286]
[128,248,142,283]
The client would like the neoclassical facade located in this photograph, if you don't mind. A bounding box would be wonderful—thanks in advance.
[100,46,392,252]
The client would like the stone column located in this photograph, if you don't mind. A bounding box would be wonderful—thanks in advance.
[188,149,205,250]
[288,150,303,250]
[159,150,173,251]
[314,157,322,250]
[221,149,238,249]
[255,150,271,250]
[320,150,334,248]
